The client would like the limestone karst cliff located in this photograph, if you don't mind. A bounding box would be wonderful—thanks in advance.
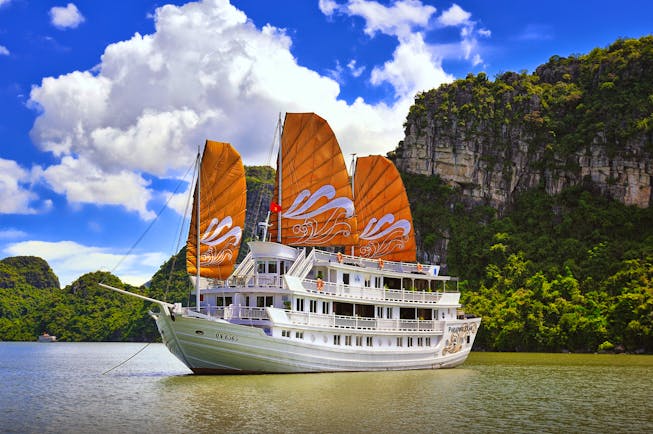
[393,36,653,212]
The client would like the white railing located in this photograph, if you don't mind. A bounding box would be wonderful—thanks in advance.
[232,251,254,277]
[285,248,306,276]
[286,311,444,332]
[313,250,447,278]
[292,248,316,280]
[304,279,442,304]
[197,305,269,320]
[226,274,284,288]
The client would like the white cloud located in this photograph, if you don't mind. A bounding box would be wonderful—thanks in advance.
[28,0,492,222]
[49,3,85,29]
[0,0,11,7]
[0,45,9,55]
[4,240,168,287]
[0,229,27,239]
[437,3,470,26]
[0,158,41,214]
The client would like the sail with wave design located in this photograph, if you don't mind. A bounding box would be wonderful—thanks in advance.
[353,155,416,262]
[270,113,358,246]
[187,140,247,279]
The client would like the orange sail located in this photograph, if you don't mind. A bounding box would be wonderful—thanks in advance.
[353,155,416,262]
[269,113,358,246]
[187,141,247,279]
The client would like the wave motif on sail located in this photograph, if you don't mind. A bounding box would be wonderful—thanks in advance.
[270,113,358,247]
[358,214,411,258]
[283,185,355,245]
[354,155,416,262]
[198,216,243,266]
[187,141,247,279]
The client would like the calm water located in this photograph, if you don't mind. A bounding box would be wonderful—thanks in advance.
[1,343,652,433]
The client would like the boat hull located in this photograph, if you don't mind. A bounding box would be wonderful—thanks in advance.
[152,310,480,374]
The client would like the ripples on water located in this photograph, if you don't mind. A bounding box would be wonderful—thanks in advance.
[1,343,651,433]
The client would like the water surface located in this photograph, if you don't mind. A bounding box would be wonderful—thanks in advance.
[1,342,651,433]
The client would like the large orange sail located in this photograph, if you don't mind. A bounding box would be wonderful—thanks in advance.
[269,113,358,246]
[187,141,247,279]
[353,155,416,262]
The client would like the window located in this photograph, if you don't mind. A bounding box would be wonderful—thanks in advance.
[417,337,424,346]
[257,296,265,307]
[366,337,373,347]
[309,299,318,313]
[322,301,330,315]
[375,277,382,288]
[343,273,350,285]
[295,298,304,311]
[268,261,277,274]
[282,330,290,338]
[199,294,204,302]
[333,335,341,345]
[257,261,265,273]
[244,296,250,306]
[396,337,403,347]
[407,337,414,347]
[345,336,352,346]
[355,336,363,346]
[426,337,431,346]
[386,307,393,319]
[266,296,273,307]
[467,335,471,344]
[376,307,383,318]
[296,331,304,339]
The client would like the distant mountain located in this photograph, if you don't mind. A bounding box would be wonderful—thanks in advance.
[0,256,60,289]
[394,36,653,211]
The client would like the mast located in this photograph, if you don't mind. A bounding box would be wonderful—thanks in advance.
[195,147,201,311]
[350,153,356,257]
[276,113,283,244]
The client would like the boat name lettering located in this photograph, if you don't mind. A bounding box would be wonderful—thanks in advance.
[216,333,238,342]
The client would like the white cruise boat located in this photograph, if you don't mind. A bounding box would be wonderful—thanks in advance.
[103,113,480,373]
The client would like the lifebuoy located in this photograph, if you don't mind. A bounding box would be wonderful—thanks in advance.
[317,278,324,291]
[378,258,384,269]
[337,252,343,263]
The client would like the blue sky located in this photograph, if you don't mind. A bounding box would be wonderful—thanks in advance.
[1,0,651,287]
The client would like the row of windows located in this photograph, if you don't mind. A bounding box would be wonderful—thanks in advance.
[279,330,433,348]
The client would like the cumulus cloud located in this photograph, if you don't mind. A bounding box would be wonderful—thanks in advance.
[436,3,490,66]
[49,3,85,29]
[0,0,11,7]
[4,240,168,287]
[0,45,9,55]
[0,158,47,214]
[28,0,491,223]
[0,229,27,239]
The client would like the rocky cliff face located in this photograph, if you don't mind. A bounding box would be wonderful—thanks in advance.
[394,37,653,211]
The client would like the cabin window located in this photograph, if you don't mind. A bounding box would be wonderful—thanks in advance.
[396,337,403,347]
[199,294,204,302]
[376,306,383,318]
[343,273,350,285]
[400,307,416,319]
[257,261,265,273]
[366,337,373,347]
[217,296,233,307]
[417,337,424,346]
[268,261,277,274]
[467,335,471,344]
[345,336,352,346]
[309,300,318,313]
[282,330,290,338]
[322,301,330,315]
[386,307,393,319]
[374,277,382,288]
[407,337,414,347]
[257,296,274,307]
[364,278,371,287]
[355,336,363,346]
[296,331,304,339]
[426,337,431,346]
[280,261,286,275]
[295,298,305,311]
[334,302,354,316]
[333,335,341,345]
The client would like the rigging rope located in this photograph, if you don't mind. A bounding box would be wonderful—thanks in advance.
[101,342,151,375]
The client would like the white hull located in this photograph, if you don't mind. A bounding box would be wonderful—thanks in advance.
[153,308,480,374]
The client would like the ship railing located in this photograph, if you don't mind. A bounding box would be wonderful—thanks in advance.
[313,250,446,277]
[286,311,444,332]
[303,279,442,303]
[225,274,284,288]
[198,305,269,321]
[285,248,306,276]
[232,251,255,277]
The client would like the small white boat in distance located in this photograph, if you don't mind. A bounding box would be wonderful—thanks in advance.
[37,332,57,342]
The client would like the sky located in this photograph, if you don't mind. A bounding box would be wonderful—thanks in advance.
[1,0,651,287]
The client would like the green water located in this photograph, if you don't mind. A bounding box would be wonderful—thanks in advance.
[1,343,651,433]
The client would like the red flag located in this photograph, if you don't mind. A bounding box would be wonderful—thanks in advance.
[270,202,282,213]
